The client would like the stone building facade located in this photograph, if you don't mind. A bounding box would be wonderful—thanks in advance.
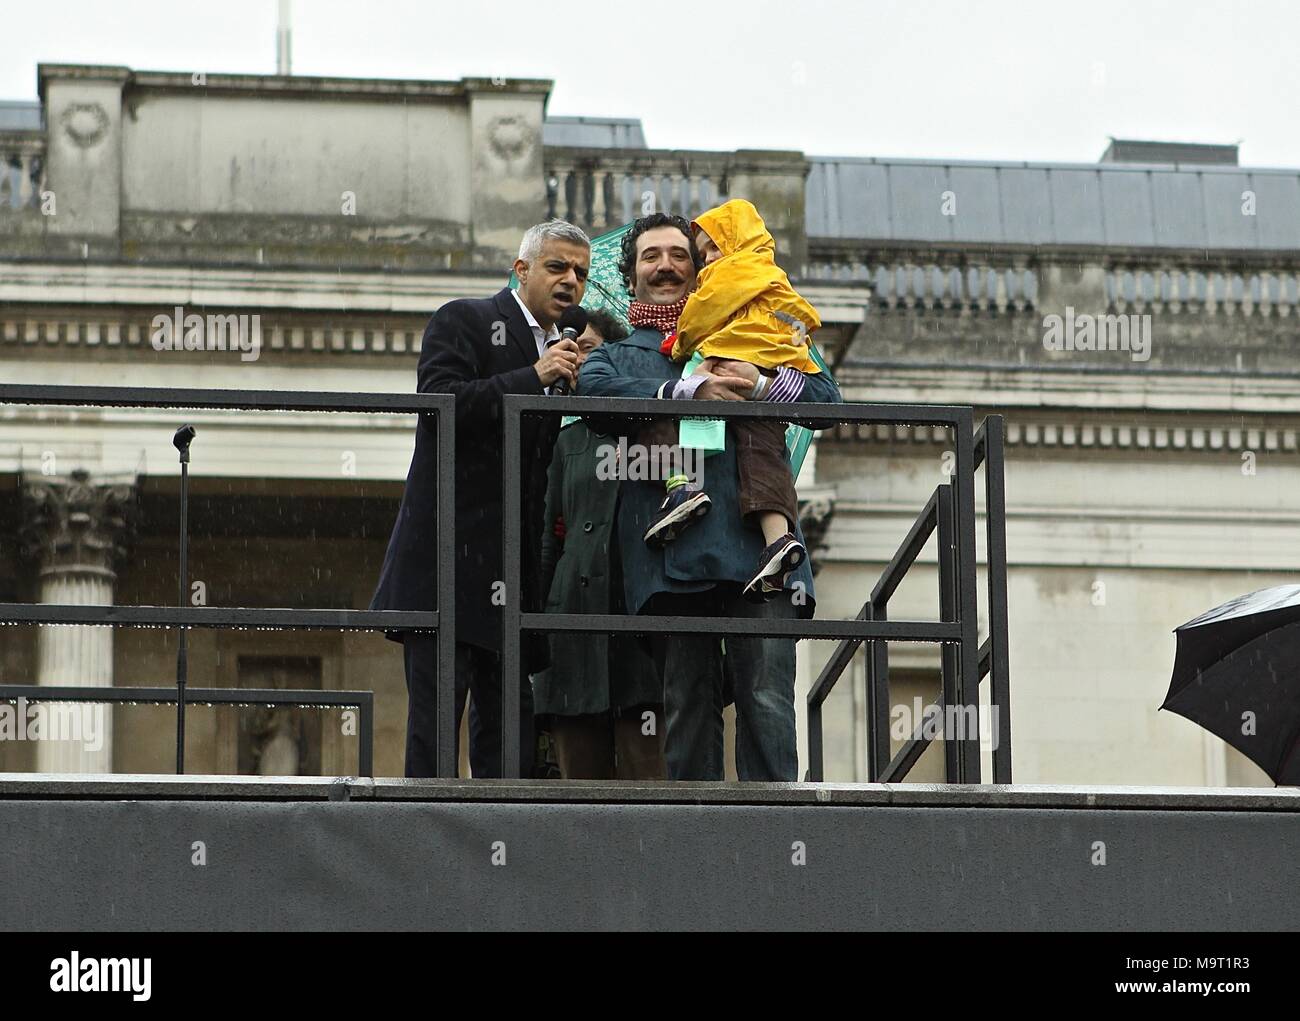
[2,65,1294,785]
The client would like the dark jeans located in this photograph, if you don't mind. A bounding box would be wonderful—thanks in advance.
[649,583,799,781]
[402,636,534,779]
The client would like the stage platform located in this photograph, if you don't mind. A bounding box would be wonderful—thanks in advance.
[3,774,1297,930]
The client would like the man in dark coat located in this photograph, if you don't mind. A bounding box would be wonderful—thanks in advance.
[370,220,591,778]
[577,213,842,782]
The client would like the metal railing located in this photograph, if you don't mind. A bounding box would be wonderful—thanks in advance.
[1,384,1009,783]
[502,395,1011,782]
[807,416,1011,783]
[0,383,456,778]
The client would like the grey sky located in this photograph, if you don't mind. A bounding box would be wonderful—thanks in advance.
[5,0,1299,167]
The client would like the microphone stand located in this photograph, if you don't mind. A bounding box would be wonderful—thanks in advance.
[173,425,196,774]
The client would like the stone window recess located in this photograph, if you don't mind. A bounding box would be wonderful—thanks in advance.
[236,656,323,777]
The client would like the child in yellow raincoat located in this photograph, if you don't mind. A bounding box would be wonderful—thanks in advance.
[641,198,822,601]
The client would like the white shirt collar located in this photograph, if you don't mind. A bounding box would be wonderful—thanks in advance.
[511,289,560,354]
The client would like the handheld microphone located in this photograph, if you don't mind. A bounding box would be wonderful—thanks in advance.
[551,305,588,396]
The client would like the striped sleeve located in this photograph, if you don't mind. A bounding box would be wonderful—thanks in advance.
[765,366,806,402]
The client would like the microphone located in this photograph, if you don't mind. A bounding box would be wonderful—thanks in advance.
[172,424,197,463]
[551,306,588,396]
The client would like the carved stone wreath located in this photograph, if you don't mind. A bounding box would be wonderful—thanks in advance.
[487,115,534,163]
[60,103,111,149]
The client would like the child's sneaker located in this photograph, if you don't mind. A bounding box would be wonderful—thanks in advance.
[644,476,711,548]
[743,532,806,602]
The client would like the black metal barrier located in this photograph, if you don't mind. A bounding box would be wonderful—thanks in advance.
[0,384,1008,784]
[0,384,456,778]
[807,416,1011,783]
[502,395,1011,783]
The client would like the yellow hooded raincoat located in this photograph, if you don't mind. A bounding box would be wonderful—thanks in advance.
[673,199,822,374]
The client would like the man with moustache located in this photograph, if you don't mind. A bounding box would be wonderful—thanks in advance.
[371,220,591,778]
[577,212,842,782]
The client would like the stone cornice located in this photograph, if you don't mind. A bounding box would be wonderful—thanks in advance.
[822,502,1300,572]
[0,264,512,359]
[0,311,424,358]
[837,367,1300,416]
[792,285,873,323]
[809,236,1300,268]
[36,64,131,98]
[824,416,1300,454]
[0,262,502,312]
[832,370,1300,453]
[0,263,875,333]
[832,499,1300,525]
[38,64,553,102]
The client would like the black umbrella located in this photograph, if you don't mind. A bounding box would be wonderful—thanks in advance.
[1163,584,1300,784]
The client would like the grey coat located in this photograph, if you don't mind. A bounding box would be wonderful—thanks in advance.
[531,420,663,716]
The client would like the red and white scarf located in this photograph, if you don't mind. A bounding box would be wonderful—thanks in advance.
[628,296,688,337]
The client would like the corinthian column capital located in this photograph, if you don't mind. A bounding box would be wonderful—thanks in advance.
[19,469,141,582]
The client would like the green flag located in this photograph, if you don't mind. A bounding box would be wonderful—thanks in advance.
[508,224,633,329]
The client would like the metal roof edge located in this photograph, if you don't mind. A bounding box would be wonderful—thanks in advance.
[807,154,1300,176]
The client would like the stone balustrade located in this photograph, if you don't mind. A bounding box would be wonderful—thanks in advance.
[1103,264,1300,317]
[0,131,45,211]
[806,246,1037,313]
[544,146,734,234]
[543,145,811,268]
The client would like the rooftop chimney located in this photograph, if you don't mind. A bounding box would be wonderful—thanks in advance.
[1100,138,1238,165]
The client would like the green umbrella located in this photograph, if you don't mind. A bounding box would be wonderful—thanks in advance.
[784,342,833,478]
[510,221,834,477]
[576,224,635,328]
[508,224,632,328]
